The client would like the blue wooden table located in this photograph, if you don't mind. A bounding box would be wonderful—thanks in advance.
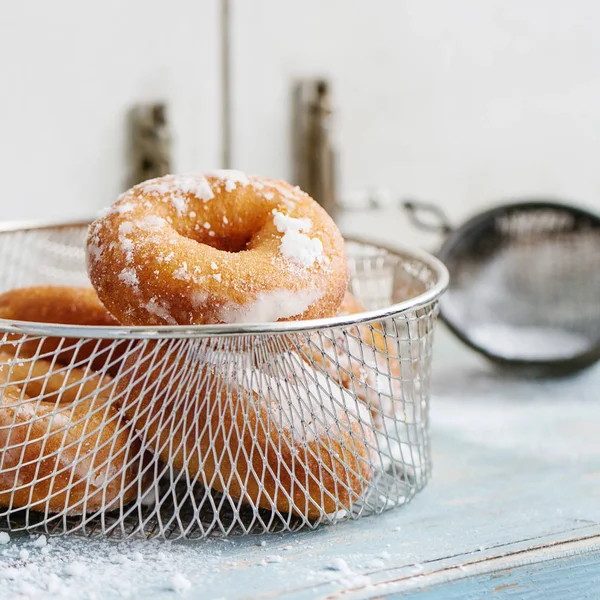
[1,328,599,599]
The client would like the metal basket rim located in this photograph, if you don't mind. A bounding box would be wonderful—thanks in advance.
[0,217,449,339]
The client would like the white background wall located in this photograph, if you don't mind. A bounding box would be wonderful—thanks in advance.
[2,0,600,244]
[0,0,221,222]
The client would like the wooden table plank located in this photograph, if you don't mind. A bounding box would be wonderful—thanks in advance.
[393,548,600,599]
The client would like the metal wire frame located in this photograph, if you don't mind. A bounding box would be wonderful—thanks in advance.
[0,220,448,539]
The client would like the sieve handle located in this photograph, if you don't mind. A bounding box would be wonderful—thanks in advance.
[402,199,453,235]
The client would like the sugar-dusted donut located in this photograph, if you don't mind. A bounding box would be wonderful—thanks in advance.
[297,292,403,429]
[87,171,348,325]
[0,286,126,374]
[117,342,375,519]
[0,352,141,514]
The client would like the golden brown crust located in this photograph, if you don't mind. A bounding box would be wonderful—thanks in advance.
[87,173,348,326]
[0,353,141,514]
[117,343,374,519]
[0,286,127,374]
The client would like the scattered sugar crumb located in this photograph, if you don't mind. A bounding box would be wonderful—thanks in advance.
[66,561,87,577]
[171,573,192,593]
[97,205,112,217]
[258,541,267,547]
[223,216,229,224]
[265,555,282,564]
[141,488,158,507]
[378,551,391,560]
[119,268,139,288]
[0,532,10,544]
[203,222,211,229]
[212,274,222,282]
[211,262,218,270]
[19,549,29,561]
[282,546,293,551]
[32,535,47,548]
[209,230,215,237]
[326,558,349,572]
[207,169,250,192]
[272,210,323,267]
[264,192,274,200]
[189,211,196,218]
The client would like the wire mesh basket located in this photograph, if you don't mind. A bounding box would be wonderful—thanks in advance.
[0,220,448,539]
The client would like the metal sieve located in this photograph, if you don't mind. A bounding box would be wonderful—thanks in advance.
[0,219,448,540]
[404,199,600,376]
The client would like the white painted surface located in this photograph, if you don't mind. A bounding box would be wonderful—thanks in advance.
[0,1,221,222]
[231,0,600,222]
[3,1,600,229]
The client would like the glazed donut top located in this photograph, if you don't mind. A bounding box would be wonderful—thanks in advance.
[87,171,348,326]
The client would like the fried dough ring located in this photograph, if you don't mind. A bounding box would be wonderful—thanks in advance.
[116,342,375,519]
[0,286,126,374]
[87,172,348,325]
[0,352,141,514]
[297,292,404,429]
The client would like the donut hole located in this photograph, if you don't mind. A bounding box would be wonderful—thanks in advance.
[177,219,264,254]
[199,232,253,254]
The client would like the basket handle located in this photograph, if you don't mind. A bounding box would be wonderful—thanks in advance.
[402,199,453,235]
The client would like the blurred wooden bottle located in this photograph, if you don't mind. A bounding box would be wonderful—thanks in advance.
[293,79,338,220]
[130,103,172,186]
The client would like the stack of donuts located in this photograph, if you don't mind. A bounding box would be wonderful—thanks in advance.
[0,171,405,520]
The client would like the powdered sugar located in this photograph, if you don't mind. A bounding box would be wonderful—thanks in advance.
[114,202,135,215]
[273,210,312,234]
[173,263,190,281]
[138,215,167,230]
[0,535,227,599]
[87,237,103,262]
[280,230,324,267]
[118,222,134,236]
[272,210,324,267]
[218,289,323,324]
[118,268,139,288]
[135,174,215,210]
[118,221,135,264]
[144,297,176,325]
[207,169,250,192]
[171,573,192,593]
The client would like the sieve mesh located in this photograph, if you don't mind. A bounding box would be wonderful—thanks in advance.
[0,222,447,539]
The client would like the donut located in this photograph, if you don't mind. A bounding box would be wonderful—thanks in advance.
[0,286,127,374]
[0,352,141,514]
[87,171,348,325]
[116,342,375,519]
[296,292,426,477]
[297,292,403,429]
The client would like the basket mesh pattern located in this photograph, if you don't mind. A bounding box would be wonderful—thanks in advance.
[0,225,442,539]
